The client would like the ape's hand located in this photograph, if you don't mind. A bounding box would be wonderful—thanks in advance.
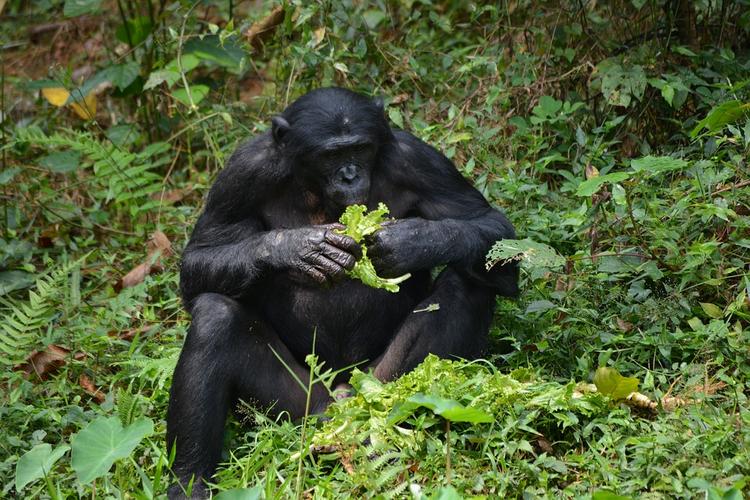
[367,218,457,277]
[266,224,361,286]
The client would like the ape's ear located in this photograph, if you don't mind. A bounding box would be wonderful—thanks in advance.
[271,116,290,144]
[373,96,385,110]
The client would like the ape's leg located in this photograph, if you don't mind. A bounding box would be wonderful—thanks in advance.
[373,268,496,381]
[167,293,329,499]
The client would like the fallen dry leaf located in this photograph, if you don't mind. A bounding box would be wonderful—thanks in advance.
[40,86,97,120]
[150,188,189,205]
[15,344,71,380]
[117,231,172,291]
[149,230,173,257]
[119,262,151,290]
[245,6,285,50]
[70,93,97,120]
[79,374,105,403]
[109,324,157,342]
[391,93,409,105]
[535,437,554,454]
[41,87,69,106]
[616,317,634,333]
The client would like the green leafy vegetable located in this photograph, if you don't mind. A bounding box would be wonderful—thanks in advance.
[486,238,565,271]
[338,203,411,293]
[593,367,639,400]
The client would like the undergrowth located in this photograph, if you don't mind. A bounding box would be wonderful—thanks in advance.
[0,1,748,498]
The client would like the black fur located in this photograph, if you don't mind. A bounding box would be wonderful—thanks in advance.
[167,87,518,499]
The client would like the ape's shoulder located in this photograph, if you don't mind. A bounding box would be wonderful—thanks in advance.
[221,132,285,181]
[388,130,466,186]
[391,130,455,171]
[206,132,288,217]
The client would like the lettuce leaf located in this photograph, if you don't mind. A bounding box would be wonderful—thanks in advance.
[338,203,411,293]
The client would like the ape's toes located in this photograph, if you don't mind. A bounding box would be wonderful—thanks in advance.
[332,383,355,401]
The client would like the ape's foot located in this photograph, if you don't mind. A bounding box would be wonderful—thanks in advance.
[332,383,354,401]
[168,478,209,500]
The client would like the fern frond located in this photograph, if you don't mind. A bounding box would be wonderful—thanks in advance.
[0,259,82,366]
[117,387,138,425]
[15,127,165,213]
[122,348,180,389]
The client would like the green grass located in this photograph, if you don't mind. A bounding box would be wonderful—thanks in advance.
[1,1,749,498]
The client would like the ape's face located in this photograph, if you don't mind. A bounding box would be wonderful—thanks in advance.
[307,141,375,211]
[270,88,392,215]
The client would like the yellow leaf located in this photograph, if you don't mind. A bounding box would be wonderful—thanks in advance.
[70,94,97,120]
[585,164,599,180]
[41,87,70,107]
[311,27,326,47]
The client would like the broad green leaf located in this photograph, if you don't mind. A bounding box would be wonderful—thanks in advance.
[593,492,632,500]
[593,367,639,400]
[172,85,210,106]
[687,317,704,331]
[674,45,698,57]
[691,100,750,138]
[0,166,21,184]
[363,9,386,29]
[214,486,263,500]
[63,0,102,17]
[447,132,472,144]
[533,95,562,117]
[144,70,180,90]
[433,486,463,500]
[104,63,141,91]
[106,124,141,146]
[661,84,675,106]
[15,443,70,491]
[115,16,153,46]
[0,270,34,295]
[38,150,81,173]
[597,61,647,107]
[525,300,556,314]
[388,108,404,129]
[700,302,724,319]
[143,55,201,90]
[71,416,154,484]
[390,393,493,424]
[183,35,246,72]
[71,63,140,100]
[576,172,631,196]
[630,155,688,175]
[486,238,565,271]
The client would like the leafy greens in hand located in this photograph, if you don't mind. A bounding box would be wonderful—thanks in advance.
[338,203,411,293]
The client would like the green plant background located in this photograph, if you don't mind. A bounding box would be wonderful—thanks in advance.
[0,0,749,498]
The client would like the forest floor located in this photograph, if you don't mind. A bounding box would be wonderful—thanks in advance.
[1,1,749,499]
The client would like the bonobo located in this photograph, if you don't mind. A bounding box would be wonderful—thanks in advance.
[167,87,518,498]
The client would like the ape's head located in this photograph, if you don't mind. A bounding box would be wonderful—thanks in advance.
[271,87,393,215]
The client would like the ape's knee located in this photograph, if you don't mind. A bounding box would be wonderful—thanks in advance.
[186,293,247,348]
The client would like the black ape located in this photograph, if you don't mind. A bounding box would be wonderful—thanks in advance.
[167,88,518,498]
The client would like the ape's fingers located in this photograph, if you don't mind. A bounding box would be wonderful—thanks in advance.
[301,264,329,285]
[320,242,357,271]
[365,232,387,257]
[324,231,362,259]
[307,253,347,281]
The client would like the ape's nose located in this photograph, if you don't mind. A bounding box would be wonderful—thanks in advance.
[337,164,359,184]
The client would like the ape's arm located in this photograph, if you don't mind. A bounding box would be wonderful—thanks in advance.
[369,131,518,295]
[180,136,359,306]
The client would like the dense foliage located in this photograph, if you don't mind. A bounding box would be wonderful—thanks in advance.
[1,0,749,498]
